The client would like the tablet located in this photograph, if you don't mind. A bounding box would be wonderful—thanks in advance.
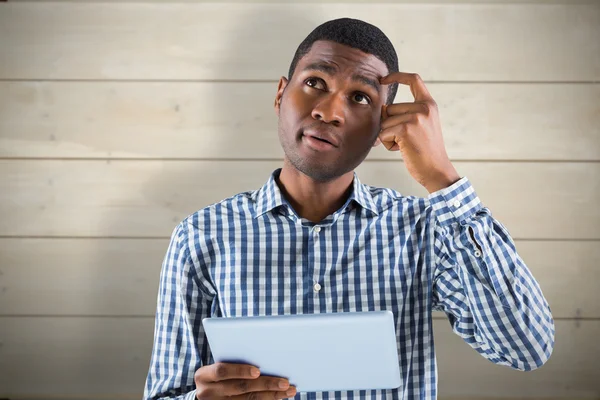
[202,310,401,393]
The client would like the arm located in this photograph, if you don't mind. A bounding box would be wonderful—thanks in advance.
[144,221,215,399]
[428,177,555,371]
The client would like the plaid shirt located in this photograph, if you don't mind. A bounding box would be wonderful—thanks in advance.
[144,169,554,400]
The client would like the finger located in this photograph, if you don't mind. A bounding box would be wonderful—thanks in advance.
[380,113,416,131]
[228,387,297,400]
[379,125,411,152]
[220,377,291,397]
[379,130,402,151]
[385,102,428,117]
[379,104,387,126]
[200,363,260,383]
[379,72,433,103]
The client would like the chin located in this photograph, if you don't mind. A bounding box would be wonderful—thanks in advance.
[292,157,350,183]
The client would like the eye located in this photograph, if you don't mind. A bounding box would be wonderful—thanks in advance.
[352,93,371,105]
[305,77,326,90]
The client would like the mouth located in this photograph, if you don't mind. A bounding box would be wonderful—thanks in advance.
[302,133,337,151]
[302,130,340,148]
[308,135,333,145]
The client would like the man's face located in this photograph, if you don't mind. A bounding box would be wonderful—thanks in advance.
[275,40,389,182]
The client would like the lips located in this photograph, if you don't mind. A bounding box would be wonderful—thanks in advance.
[302,130,339,147]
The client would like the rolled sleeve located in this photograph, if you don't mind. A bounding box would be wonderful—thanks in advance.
[427,176,555,371]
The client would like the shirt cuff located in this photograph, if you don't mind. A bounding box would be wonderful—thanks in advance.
[427,176,483,227]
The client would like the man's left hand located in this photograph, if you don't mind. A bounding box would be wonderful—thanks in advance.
[378,72,461,194]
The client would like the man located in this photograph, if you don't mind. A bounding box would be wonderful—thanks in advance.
[144,18,554,400]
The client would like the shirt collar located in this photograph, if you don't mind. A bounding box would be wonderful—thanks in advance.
[253,169,379,218]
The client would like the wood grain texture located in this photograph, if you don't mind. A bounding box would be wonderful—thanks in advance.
[0,2,598,399]
[0,238,597,319]
[0,318,597,398]
[1,81,598,160]
[10,0,600,3]
[434,319,600,398]
[1,160,598,239]
[0,3,598,81]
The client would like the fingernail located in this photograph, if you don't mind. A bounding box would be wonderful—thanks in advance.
[286,387,296,396]
[279,380,289,389]
[251,368,260,377]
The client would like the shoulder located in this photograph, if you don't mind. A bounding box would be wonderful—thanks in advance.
[363,183,434,216]
[175,189,258,236]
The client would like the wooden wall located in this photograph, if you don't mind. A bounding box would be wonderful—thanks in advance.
[0,1,599,398]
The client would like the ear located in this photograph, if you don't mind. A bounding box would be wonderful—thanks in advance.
[274,76,289,116]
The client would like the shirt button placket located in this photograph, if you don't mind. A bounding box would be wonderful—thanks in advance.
[313,226,322,299]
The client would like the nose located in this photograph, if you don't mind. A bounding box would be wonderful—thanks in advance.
[311,94,345,126]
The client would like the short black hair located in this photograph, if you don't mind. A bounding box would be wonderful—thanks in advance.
[287,18,399,105]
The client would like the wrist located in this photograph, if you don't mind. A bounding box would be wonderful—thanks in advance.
[425,168,461,194]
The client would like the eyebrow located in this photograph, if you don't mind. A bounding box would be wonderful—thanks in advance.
[351,74,380,94]
[302,62,381,94]
[303,62,338,75]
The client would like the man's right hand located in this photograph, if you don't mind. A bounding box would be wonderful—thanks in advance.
[195,362,297,399]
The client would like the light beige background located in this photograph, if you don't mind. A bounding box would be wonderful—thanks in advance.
[0,1,599,399]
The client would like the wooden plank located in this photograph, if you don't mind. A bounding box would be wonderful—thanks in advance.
[434,320,600,398]
[1,81,598,161]
[0,3,598,81]
[1,160,598,239]
[12,0,600,4]
[0,317,152,398]
[0,238,597,319]
[0,238,166,317]
[0,318,596,398]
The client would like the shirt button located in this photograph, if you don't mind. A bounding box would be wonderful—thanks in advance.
[453,200,461,208]
[313,283,322,292]
[474,250,482,257]
[314,226,321,233]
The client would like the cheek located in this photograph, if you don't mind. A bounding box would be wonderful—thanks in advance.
[279,93,309,136]
[370,108,385,135]
[352,112,381,140]
[286,92,312,118]
[286,84,317,111]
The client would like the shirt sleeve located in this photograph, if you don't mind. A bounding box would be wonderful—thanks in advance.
[427,176,555,371]
[143,221,215,399]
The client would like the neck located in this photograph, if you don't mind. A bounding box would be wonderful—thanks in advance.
[277,160,355,223]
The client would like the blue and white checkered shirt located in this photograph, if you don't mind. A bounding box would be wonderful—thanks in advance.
[144,169,554,400]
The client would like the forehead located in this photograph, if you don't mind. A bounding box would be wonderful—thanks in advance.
[297,40,389,78]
